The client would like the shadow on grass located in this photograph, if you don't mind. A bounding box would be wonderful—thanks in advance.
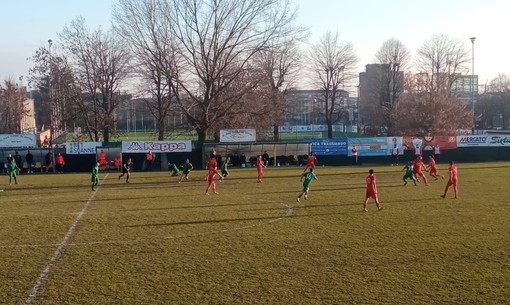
[124,213,291,228]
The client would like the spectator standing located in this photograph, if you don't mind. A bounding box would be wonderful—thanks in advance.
[391,145,400,166]
[14,152,23,174]
[44,151,52,172]
[434,144,441,162]
[262,151,270,166]
[25,150,34,174]
[351,145,358,165]
[145,151,154,171]
[55,153,65,173]
[98,150,107,170]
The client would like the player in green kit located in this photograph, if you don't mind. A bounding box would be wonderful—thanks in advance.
[179,159,194,183]
[169,163,180,176]
[297,168,318,202]
[221,156,230,178]
[402,161,417,186]
[91,161,99,191]
[8,159,20,186]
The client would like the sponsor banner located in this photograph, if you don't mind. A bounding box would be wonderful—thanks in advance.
[66,142,102,154]
[220,129,256,142]
[304,138,348,156]
[403,136,457,153]
[386,137,404,155]
[457,135,510,147]
[0,134,37,148]
[348,137,389,156]
[122,140,192,153]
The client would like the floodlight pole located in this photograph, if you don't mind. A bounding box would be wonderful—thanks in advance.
[470,37,476,134]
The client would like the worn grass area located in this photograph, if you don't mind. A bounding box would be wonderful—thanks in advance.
[1,162,509,305]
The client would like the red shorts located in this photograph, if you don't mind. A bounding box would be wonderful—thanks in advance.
[414,170,424,176]
[447,179,457,187]
[429,168,438,176]
[366,190,377,199]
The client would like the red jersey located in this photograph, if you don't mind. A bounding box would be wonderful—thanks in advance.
[307,155,317,165]
[207,158,217,171]
[256,158,263,170]
[413,160,425,173]
[448,165,458,182]
[146,152,154,161]
[55,154,65,165]
[366,174,377,193]
[429,158,437,170]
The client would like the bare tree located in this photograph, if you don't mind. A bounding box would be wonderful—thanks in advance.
[372,38,411,135]
[488,74,510,92]
[165,0,301,144]
[416,34,470,94]
[396,34,472,135]
[113,0,181,140]
[28,46,84,138]
[477,74,510,130]
[0,79,29,134]
[309,31,358,138]
[398,75,472,135]
[59,17,130,142]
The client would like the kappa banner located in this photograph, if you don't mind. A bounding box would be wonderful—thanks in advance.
[457,135,510,147]
[122,140,192,153]
[66,142,102,154]
[0,134,37,148]
[220,129,256,142]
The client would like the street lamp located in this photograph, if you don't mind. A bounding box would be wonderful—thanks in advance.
[470,37,476,134]
[48,39,53,144]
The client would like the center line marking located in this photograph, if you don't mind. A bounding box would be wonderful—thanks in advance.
[23,174,109,305]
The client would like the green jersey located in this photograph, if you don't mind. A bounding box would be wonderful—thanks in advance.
[182,163,193,174]
[403,164,413,175]
[170,164,180,175]
[302,172,317,188]
[8,162,18,176]
[221,162,229,176]
[91,165,99,182]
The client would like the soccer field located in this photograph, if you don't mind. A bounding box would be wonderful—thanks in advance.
[1,162,509,305]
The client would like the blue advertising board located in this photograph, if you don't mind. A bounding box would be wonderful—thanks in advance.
[304,138,348,156]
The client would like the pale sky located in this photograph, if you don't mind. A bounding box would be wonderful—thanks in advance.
[1,0,508,91]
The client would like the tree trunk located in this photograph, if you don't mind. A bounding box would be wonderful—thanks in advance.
[197,129,207,144]
[103,126,110,143]
[273,124,279,141]
[327,123,333,138]
[158,118,165,140]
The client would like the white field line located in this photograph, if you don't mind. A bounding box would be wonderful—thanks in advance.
[23,174,109,305]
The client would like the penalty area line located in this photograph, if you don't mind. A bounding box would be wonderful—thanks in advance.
[23,173,109,305]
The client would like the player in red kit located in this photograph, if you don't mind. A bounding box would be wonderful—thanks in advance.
[204,152,218,180]
[205,169,221,195]
[256,155,266,183]
[441,161,458,199]
[303,153,317,172]
[363,169,383,212]
[427,155,444,180]
[412,156,428,185]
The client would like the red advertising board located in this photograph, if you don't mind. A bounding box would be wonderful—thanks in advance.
[402,136,457,153]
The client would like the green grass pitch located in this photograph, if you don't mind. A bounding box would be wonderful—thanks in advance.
[1,162,509,304]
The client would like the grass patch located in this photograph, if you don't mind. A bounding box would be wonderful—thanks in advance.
[1,162,509,304]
